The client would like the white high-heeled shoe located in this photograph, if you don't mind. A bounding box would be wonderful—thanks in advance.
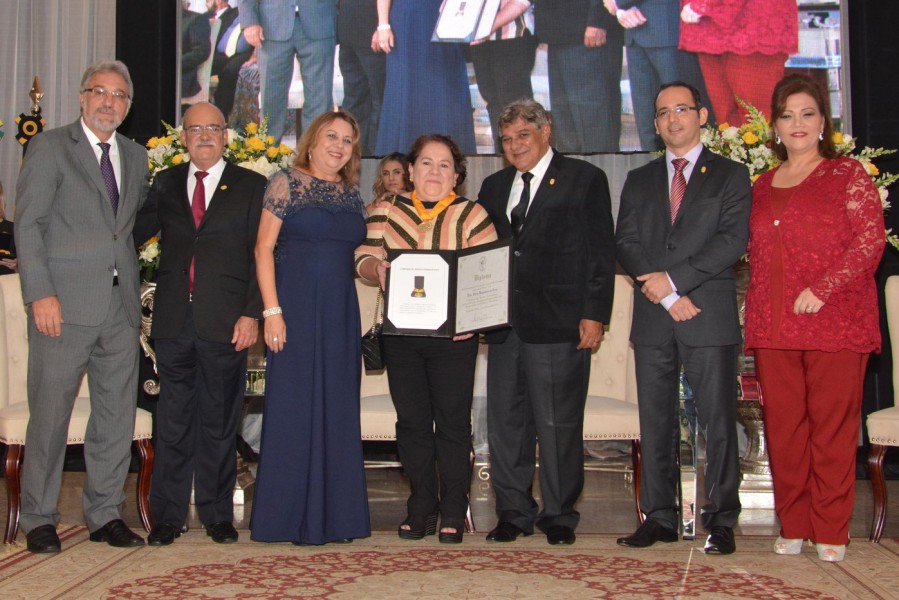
[816,543,846,562]
[774,536,804,555]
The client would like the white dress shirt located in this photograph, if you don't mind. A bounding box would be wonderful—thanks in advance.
[187,158,227,211]
[505,147,554,221]
[660,142,704,311]
[81,119,121,194]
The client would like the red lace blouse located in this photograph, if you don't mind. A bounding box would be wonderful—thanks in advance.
[744,157,885,354]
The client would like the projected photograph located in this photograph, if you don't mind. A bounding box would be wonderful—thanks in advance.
[180,0,846,155]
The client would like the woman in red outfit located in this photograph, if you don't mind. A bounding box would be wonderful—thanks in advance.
[744,74,884,563]
[678,0,797,126]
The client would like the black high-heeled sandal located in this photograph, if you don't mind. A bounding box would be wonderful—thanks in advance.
[438,523,463,544]
[397,512,438,540]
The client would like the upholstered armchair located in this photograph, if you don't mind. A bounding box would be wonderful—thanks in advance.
[0,274,154,544]
[867,407,899,541]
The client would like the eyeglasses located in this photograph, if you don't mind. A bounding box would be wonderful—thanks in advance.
[654,105,699,120]
[184,125,225,136]
[82,87,130,102]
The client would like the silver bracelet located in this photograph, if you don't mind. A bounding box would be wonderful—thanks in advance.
[377,23,391,31]
[262,306,283,319]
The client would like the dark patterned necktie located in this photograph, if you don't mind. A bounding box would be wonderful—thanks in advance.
[98,142,119,216]
[510,171,533,235]
[189,171,209,292]
[670,158,688,224]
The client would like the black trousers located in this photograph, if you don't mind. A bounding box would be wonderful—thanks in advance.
[486,329,590,533]
[150,304,247,528]
[469,33,537,149]
[634,340,742,531]
[338,44,386,156]
[382,335,478,526]
[212,49,254,122]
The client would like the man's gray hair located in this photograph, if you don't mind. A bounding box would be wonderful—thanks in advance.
[498,99,551,130]
[80,60,134,103]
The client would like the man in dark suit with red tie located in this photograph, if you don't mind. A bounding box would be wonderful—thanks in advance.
[477,99,616,546]
[135,102,265,546]
[615,82,751,554]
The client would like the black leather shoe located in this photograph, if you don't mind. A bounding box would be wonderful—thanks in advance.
[617,519,678,548]
[703,526,736,555]
[546,525,576,545]
[485,521,531,542]
[205,521,239,544]
[89,519,145,548]
[26,524,61,554]
[147,523,182,546]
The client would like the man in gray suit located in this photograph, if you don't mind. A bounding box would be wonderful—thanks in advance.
[239,0,337,142]
[615,82,750,554]
[14,60,150,553]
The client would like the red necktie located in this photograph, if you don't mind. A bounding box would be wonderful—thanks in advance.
[670,158,688,224]
[189,171,208,292]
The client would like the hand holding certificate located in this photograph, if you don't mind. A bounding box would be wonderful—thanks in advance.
[383,240,511,337]
[432,0,502,43]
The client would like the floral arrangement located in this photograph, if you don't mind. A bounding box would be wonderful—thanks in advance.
[138,236,161,281]
[140,118,295,280]
[146,116,294,180]
[701,100,899,249]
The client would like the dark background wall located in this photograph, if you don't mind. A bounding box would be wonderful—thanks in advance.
[116,1,177,142]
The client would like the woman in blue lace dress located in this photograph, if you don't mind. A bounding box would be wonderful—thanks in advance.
[251,110,371,545]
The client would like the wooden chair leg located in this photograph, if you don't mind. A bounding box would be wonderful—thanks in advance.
[868,443,888,543]
[4,444,23,545]
[631,439,644,524]
[135,439,154,533]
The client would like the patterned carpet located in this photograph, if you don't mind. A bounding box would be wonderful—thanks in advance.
[2,527,899,599]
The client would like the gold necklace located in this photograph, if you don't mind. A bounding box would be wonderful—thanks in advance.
[411,190,456,233]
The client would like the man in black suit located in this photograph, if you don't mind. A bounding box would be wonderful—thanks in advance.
[181,4,212,100]
[208,1,254,121]
[615,82,750,554]
[534,0,623,153]
[136,102,265,546]
[478,99,616,546]
[337,0,385,155]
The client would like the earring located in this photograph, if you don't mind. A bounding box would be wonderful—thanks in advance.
[775,134,781,145]
[819,131,824,141]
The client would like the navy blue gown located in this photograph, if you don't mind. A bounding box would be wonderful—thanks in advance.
[250,169,371,544]
[375,0,476,155]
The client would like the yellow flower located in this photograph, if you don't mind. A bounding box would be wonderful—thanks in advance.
[752,174,761,183]
[742,131,759,145]
[870,163,880,176]
[832,131,844,144]
[265,135,275,146]
[229,141,239,150]
[279,144,292,155]
[148,159,153,170]
[247,137,266,152]
[171,154,183,165]
[718,123,730,132]
[244,122,258,135]
[147,137,159,149]
[160,135,173,146]
[266,146,280,158]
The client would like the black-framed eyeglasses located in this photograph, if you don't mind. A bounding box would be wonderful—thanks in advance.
[654,105,699,120]
[184,125,225,136]
[82,87,130,102]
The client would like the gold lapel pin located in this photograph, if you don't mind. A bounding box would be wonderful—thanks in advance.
[700,166,707,174]
[220,185,228,191]
[549,178,555,185]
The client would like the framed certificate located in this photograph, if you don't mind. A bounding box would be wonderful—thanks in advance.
[431,0,502,43]
[383,240,512,337]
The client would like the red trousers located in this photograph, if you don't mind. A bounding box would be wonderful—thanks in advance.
[697,52,787,126]
[754,349,866,545]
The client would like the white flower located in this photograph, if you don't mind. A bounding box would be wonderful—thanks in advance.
[139,242,159,262]
[721,126,741,141]
[881,187,890,206]
[239,157,281,178]
[226,128,238,145]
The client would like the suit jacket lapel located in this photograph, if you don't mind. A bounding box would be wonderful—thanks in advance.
[516,152,562,243]
[201,162,235,230]
[651,156,672,229]
[71,123,117,231]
